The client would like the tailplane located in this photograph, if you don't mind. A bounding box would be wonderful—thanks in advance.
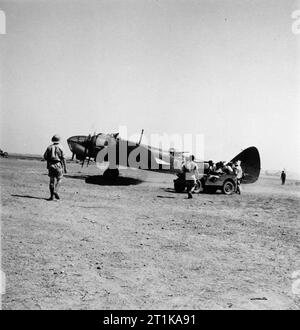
[231,146,261,184]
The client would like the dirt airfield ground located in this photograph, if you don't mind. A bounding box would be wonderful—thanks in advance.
[1,157,300,310]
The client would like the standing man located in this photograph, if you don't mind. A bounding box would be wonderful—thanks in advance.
[44,135,67,200]
[206,160,215,174]
[281,170,286,185]
[234,160,243,194]
[182,155,199,199]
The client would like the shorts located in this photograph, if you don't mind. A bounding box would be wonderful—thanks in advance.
[48,162,63,179]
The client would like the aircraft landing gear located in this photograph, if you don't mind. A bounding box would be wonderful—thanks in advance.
[103,168,119,180]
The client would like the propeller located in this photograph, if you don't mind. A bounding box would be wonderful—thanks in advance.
[81,133,95,167]
[80,132,118,167]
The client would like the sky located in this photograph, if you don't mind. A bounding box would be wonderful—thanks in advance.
[0,0,299,173]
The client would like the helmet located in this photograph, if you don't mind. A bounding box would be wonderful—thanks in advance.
[51,134,61,142]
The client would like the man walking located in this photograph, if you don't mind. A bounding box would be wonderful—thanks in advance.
[44,135,67,200]
[281,170,286,185]
[182,155,199,199]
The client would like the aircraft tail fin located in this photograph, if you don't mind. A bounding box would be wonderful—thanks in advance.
[230,146,261,184]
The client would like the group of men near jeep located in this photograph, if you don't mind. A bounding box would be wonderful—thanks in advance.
[182,156,243,199]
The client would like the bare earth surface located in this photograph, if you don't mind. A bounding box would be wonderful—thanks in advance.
[1,158,300,310]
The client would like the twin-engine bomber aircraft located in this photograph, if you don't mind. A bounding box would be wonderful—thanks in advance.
[67,131,261,191]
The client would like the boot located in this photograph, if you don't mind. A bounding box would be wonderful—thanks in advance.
[47,186,55,201]
[54,180,61,200]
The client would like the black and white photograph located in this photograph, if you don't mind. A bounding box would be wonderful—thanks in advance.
[0,0,299,312]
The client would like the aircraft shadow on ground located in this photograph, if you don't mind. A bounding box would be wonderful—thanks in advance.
[64,174,89,180]
[65,174,143,186]
[11,194,48,200]
[162,188,182,194]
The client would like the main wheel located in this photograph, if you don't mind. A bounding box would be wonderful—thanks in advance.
[174,179,186,193]
[222,180,235,195]
[103,168,119,180]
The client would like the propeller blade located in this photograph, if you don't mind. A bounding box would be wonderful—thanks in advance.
[81,134,91,167]
[81,151,86,167]
[138,129,144,145]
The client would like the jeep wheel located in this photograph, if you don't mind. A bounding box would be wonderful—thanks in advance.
[222,180,235,195]
[193,180,202,193]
